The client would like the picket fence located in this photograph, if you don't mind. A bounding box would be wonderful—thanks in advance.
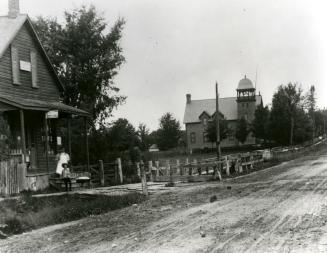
[0,157,27,196]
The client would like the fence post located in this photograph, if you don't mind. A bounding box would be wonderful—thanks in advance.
[188,158,192,175]
[148,161,153,182]
[140,160,148,196]
[136,162,141,178]
[165,160,170,176]
[217,161,222,181]
[155,161,160,179]
[238,155,243,173]
[250,155,254,170]
[117,158,123,184]
[99,160,105,186]
[195,159,201,175]
[176,159,180,175]
[166,160,173,183]
[225,156,230,176]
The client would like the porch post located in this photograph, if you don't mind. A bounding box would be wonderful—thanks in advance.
[84,117,90,172]
[44,113,49,173]
[67,117,72,163]
[19,110,26,163]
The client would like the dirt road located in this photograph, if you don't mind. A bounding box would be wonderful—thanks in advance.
[2,150,327,252]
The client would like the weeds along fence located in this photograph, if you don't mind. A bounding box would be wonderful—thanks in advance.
[0,157,27,196]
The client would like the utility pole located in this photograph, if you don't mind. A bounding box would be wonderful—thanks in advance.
[216,82,221,159]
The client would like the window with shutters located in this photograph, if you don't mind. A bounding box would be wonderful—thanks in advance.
[30,51,38,88]
[203,132,209,143]
[11,46,20,85]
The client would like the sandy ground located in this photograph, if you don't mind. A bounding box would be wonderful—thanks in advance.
[2,150,327,252]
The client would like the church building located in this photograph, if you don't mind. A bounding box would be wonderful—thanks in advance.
[183,76,263,151]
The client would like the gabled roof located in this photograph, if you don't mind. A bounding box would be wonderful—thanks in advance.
[0,14,64,92]
[183,95,262,124]
[198,110,211,119]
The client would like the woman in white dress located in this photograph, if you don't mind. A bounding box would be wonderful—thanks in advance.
[56,147,70,176]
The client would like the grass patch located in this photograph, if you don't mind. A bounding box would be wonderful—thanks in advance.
[0,192,145,238]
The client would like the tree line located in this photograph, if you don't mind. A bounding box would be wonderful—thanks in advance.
[252,83,326,146]
[208,83,326,147]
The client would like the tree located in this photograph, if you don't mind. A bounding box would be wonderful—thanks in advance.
[106,118,139,152]
[270,83,303,146]
[314,110,327,137]
[137,123,150,151]
[252,104,270,144]
[305,85,316,140]
[34,6,126,126]
[205,113,229,144]
[156,113,181,150]
[292,108,313,144]
[235,117,249,144]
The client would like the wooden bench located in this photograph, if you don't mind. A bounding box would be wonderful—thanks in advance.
[49,172,91,190]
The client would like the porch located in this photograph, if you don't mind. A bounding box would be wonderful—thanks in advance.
[0,94,90,181]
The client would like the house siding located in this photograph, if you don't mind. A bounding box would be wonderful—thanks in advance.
[0,22,60,102]
[186,121,239,150]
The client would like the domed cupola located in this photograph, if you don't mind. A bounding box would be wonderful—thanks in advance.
[237,75,254,90]
[236,75,256,102]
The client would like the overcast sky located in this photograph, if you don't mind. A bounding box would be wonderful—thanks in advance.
[1,0,326,130]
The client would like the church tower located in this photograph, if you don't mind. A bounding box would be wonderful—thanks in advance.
[236,75,256,121]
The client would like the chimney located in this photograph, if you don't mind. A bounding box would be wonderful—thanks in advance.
[186,94,191,104]
[8,0,20,18]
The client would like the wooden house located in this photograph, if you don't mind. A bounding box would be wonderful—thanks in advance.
[0,0,90,188]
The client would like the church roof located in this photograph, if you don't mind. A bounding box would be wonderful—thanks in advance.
[183,95,262,124]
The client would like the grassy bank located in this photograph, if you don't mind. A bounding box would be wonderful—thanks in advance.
[0,192,145,238]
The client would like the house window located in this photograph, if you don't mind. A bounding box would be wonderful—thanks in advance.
[203,132,209,143]
[190,132,196,143]
[203,118,208,126]
[246,103,249,108]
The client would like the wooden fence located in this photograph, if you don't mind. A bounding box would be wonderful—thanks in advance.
[143,151,265,183]
[0,157,27,196]
[139,138,327,184]
[72,158,123,186]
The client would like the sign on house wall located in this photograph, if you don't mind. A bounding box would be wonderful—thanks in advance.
[46,110,59,119]
[19,60,31,72]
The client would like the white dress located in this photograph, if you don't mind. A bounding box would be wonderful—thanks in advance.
[56,152,70,175]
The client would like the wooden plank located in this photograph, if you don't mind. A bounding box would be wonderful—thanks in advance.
[84,117,90,172]
[30,51,38,88]
[44,113,49,173]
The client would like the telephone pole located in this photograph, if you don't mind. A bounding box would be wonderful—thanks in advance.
[216,82,221,159]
